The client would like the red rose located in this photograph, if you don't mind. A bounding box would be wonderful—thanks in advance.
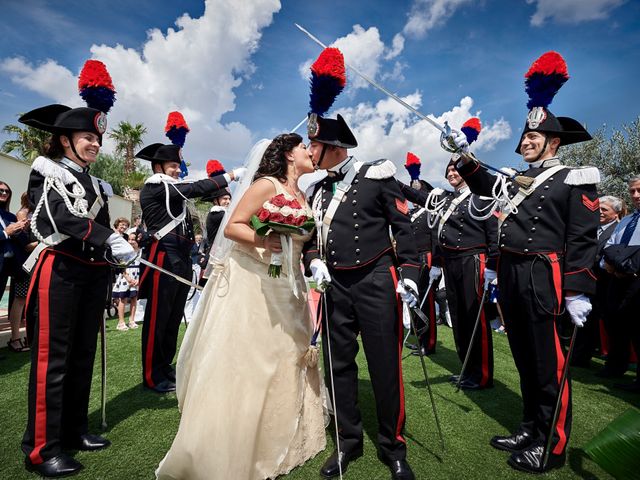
[271,194,287,207]
[282,215,296,225]
[295,215,306,226]
[257,208,270,222]
[289,199,302,210]
[270,212,285,223]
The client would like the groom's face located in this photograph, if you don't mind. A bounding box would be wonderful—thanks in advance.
[308,141,325,169]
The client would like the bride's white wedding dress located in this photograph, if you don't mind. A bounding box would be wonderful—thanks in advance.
[156,177,326,480]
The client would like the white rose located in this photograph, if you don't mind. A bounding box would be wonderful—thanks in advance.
[280,205,293,216]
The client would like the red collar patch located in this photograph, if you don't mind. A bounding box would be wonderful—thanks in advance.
[582,194,599,212]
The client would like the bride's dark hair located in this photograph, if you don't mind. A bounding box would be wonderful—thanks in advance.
[253,133,303,183]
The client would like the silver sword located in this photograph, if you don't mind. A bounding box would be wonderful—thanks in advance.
[455,286,488,392]
[138,258,204,291]
[294,23,530,185]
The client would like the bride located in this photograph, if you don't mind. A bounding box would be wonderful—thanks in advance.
[156,133,326,480]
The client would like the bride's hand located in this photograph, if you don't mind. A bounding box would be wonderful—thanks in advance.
[263,233,282,253]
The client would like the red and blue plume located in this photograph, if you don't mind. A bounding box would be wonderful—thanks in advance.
[461,117,482,144]
[524,51,569,110]
[165,111,190,178]
[78,60,116,113]
[309,47,346,116]
[404,152,421,181]
[206,159,226,178]
[165,111,190,147]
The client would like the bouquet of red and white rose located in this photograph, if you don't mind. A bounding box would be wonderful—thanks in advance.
[250,193,315,277]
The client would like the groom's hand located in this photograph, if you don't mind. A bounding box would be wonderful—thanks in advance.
[310,259,331,290]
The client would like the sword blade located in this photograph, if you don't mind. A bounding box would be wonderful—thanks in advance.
[295,23,445,134]
[455,287,488,392]
[139,258,204,291]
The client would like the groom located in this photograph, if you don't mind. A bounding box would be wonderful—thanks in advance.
[303,113,420,480]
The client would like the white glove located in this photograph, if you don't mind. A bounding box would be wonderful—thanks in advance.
[106,233,136,263]
[451,130,469,153]
[310,259,331,289]
[232,167,247,181]
[565,294,592,328]
[484,268,497,290]
[396,279,419,308]
[402,303,411,329]
[429,266,442,283]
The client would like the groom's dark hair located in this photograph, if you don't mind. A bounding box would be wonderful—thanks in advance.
[254,133,304,183]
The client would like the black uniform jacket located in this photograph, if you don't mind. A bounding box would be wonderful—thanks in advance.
[28,156,113,264]
[399,181,499,269]
[140,174,228,261]
[456,158,599,294]
[303,159,421,284]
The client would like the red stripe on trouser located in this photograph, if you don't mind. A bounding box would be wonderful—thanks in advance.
[138,241,159,289]
[478,253,489,386]
[23,250,49,340]
[389,267,406,444]
[548,253,569,455]
[29,253,55,465]
[144,251,165,388]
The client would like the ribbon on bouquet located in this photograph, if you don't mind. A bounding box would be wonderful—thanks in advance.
[270,233,300,299]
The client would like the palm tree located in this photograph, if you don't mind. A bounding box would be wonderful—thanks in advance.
[1,122,50,163]
[109,121,147,176]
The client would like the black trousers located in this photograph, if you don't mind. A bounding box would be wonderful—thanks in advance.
[499,252,572,455]
[22,251,109,464]
[322,255,406,461]
[443,253,493,386]
[604,276,640,380]
[416,252,437,353]
[141,249,190,388]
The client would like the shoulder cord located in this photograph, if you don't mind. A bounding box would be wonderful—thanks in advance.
[467,174,520,221]
[31,176,88,245]
[312,188,325,259]
[425,190,447,229]
[164,181,189,223]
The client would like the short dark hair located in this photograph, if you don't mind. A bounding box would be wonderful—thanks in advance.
[254,133,303,183]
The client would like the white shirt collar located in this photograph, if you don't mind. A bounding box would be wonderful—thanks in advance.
[60,157,88,173]
[528,156,561,169]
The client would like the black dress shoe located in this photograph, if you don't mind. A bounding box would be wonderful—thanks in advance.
[383,459,415,480]
[490,430,533,453]
[449,374,464,383]
[405,342,419,351]
[145,379,176,393]
[64,434,111,451]
[320,449,362,478]
[458,379,493,390]
[25,453,83,477]
[507,443,565,473]
[410,347,427,356]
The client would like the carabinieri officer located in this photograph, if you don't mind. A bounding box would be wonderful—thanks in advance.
[136,143,244,393]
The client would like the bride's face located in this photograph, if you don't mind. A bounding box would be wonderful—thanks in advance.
[288,142,314,174]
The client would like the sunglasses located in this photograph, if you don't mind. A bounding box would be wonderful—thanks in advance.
[0,189,10,195]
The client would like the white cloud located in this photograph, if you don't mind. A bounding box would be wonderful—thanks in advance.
[403,0,473,38]
[333,94,511,187]
[298,24,404,93]
[0,0,281,174]
[526,0,625,26]
[384,33,405,60]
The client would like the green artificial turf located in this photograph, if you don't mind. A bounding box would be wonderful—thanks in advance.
[1,317,638,479]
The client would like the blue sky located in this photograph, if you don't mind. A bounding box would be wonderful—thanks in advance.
[1,0,638,187]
